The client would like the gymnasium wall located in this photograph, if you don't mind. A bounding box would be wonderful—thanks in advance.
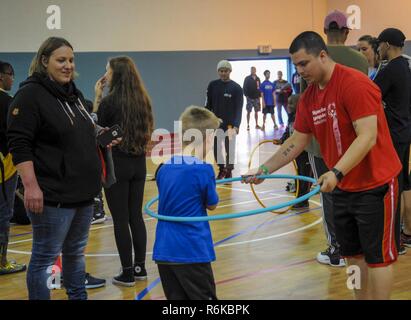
[0,49,293,131]
[2,1,411,130]
[0,0,328,131]
[328,0,411,45]
[0,0,328,52]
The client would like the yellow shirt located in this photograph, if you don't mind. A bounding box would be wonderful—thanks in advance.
[0,88,16,181]
[0,153,17,182]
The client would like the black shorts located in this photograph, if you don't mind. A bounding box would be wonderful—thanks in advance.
[263,105,274,114]
[333,178,400,267]
[157,263,217,300]
[393,142,410,192]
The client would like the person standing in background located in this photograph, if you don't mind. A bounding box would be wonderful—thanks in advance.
[95,56,154,286]
[206,60,243,180]
[259,70,277,130]
[0,61,27,275]
[273,70,291,127]
[243,66,261,130]
[374,28,411,254]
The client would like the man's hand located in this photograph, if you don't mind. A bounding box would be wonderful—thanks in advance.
[272,139,282,145]
[317,171,338,192]
[241,167,265,185]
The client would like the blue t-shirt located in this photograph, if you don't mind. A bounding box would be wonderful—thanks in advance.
[153,155,219,263]
[259,80,275,106]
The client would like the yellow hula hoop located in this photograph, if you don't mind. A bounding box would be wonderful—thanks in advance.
[248,140,300,214]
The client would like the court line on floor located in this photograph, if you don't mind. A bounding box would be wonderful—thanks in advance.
[135,201,322,300]
[8,185,279,239]
[8,193,292,246]
[9,210,321,257]
[149,257,316,300]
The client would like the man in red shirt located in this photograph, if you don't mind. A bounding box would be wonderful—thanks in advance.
[243,31,401,300]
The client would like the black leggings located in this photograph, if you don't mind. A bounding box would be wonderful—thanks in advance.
[104,153,147,269]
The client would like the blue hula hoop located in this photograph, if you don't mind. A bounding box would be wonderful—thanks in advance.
[144,174,320,222]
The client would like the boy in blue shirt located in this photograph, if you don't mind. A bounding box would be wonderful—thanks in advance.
[259,70,278,130]
[153,106,221,300]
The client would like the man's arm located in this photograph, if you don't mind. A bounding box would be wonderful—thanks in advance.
[243,77,249,97]
[318,115,377,192]
[205,82,213,111]
[233,86,244,129]
[374,68,392,97]
[242,130,312,184]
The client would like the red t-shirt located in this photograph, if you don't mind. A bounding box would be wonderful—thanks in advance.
[294,64,401,192]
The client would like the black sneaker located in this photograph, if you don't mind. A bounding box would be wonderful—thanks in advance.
[216,168,226,180]
[224,169,233,185]
[85,273,106,289]
[61,273,106,289]
[91,194,106,225]
[285,181,296,193]
[113,269,135,287]
[316,246,346,267]
[134,264,147,280]
[399,245,407,255]
[401,231,411,248]
[291,201,309,210]
[91,212,106,225]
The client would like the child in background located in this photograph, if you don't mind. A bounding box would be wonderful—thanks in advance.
[259,70,278,130]
[153,106,221,300]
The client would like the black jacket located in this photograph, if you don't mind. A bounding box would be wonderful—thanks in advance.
[0,90,12,155]
[243,75,261,99]
[205,79,243,129]
[7,73,102,205]
[374,56,411,144]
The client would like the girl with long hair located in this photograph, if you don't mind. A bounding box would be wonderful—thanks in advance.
[95,56,154,286]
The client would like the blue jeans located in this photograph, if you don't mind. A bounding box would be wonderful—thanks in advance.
[276,103,286,125]
[27,205,93,300]
[0,173,18,245]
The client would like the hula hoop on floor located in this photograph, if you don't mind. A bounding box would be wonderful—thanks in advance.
[144,174,320,222]
[248,140,299,214]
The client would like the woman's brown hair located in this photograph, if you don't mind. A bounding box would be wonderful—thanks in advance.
[29,37,73,77]
[107,56,154,155]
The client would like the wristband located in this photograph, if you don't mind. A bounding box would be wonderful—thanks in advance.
[331,167,344,182]
[259,164,270,175]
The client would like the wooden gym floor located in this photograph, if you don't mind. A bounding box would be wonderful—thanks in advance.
[2,123,411,300]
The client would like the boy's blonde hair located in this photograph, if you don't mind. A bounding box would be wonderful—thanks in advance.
[180,106,221,146]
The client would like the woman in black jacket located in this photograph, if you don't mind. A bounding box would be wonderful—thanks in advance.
[7,37,117,300]
[94,56,154,286]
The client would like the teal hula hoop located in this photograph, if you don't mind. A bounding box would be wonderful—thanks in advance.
[144,174,320,222]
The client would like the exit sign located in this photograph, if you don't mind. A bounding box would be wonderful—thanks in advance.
[258,45,272,55]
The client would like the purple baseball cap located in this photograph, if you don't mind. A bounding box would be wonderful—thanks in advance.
[324,10,349,30]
